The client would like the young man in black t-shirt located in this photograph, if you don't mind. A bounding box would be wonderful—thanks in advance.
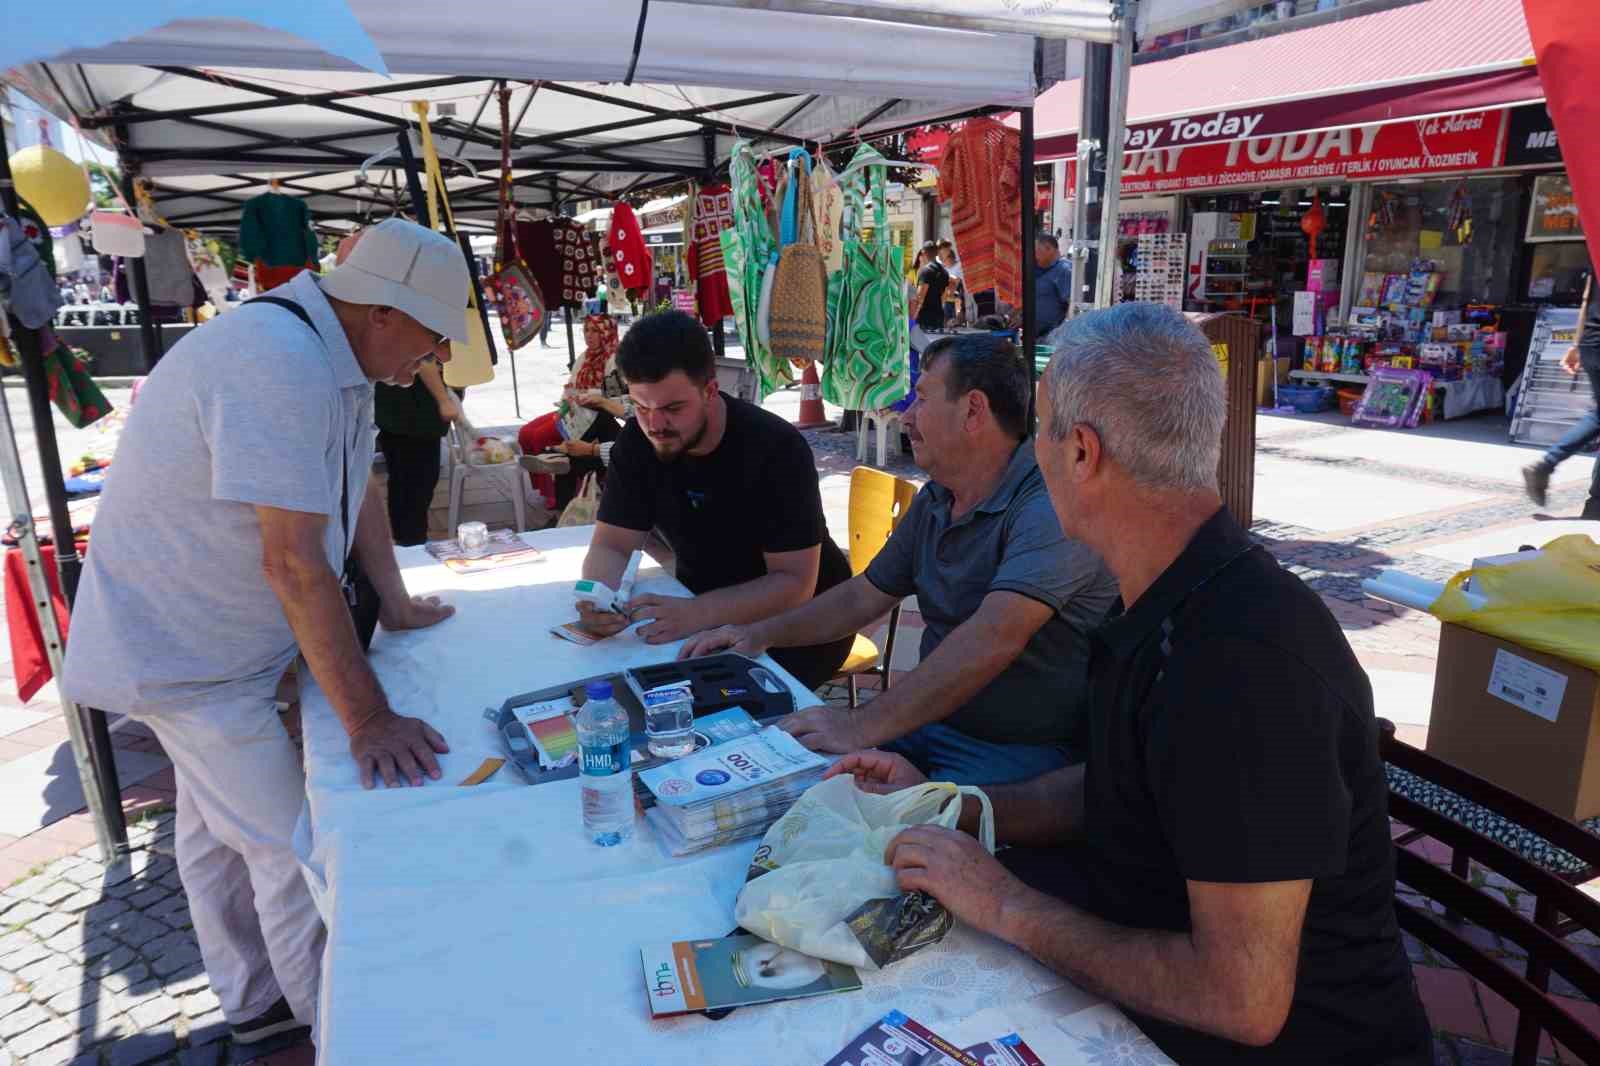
[576,311,854,689]
[829,305,1431,1065]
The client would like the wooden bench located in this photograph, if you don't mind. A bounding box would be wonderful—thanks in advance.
[1380,719,1600,1063]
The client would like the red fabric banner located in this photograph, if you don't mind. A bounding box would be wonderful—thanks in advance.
[1522,0,1600,269]
[1065,110,1507,197]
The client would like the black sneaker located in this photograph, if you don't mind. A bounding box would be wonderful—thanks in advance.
[233,996,303,1044]
[1522,463,1551,508]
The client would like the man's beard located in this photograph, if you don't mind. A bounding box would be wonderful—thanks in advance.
[648,412,709,461]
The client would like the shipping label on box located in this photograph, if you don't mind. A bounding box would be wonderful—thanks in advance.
[1488,648,1570,722]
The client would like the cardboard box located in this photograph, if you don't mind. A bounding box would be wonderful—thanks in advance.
[1292,291,1319,336]
[1255,355,1290,406]
[1426,623,1600,820]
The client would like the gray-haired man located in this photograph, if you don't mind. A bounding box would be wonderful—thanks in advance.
[62,218,469,1047]
[830,304,1430,1064]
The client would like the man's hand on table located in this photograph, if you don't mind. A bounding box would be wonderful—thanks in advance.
[886,825,1033,942]
[629,593,708,645]
[824,749,926,794]
[348,708,451,789]
[678,623,772,661]
[576,601,632,638]
[379,594,456,632]
[780,705,881,755]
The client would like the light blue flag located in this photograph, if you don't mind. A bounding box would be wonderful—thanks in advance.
[6,0,387,75]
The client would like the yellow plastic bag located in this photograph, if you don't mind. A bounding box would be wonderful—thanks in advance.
[1430,534,1600,671]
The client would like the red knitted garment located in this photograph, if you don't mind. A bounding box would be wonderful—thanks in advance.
[687,183,735,326]
[937,117,1022,307]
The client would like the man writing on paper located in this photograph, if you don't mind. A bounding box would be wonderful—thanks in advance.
[827,305,1431,1064]
[575,310,854,688]
[683,335,1117,785]
[61,218,467,1048]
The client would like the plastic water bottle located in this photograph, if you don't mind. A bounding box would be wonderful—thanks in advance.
[576,680,634,846]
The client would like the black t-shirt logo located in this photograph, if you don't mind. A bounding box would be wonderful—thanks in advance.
[687,489,707,510]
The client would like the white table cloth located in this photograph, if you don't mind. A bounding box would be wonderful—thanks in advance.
[295,526,1167,1064]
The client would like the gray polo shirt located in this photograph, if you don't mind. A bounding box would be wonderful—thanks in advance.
[61,271,375,715]
[864,440,1117,749]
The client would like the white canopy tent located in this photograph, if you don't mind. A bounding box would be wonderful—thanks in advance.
[2,0,1168,859]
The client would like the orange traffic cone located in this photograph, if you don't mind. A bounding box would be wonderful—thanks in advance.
[793,361,833,430]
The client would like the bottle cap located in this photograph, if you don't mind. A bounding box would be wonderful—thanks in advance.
[584,680,614,701]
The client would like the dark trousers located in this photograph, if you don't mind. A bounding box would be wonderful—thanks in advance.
[553,413,621,510]
[1539,361,1600,518]
[377,431,442,546]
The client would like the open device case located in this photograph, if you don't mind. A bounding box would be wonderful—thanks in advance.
[483,653,797,788]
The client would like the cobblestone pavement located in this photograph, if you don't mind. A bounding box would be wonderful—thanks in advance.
[2,383,1597,1062]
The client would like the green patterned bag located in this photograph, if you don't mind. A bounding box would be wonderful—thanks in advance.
[719,141,791,401]
[821,146,908,411]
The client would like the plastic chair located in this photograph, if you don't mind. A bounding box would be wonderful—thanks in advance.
[446,423,525,534]
[855,409,905,468]
[834,466,918,706]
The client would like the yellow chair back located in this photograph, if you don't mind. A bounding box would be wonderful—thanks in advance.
[847,466,917,576]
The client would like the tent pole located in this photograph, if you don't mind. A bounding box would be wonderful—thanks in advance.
[1093,16,1134,310]
[0,126,127,860]
[114,135,162,370]
[1073,44,1111,314]
[1021,105,1037,435]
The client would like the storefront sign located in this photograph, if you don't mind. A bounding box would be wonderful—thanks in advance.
[671,291,696,313]
[1069,110,1506,196]
[1526,172,1584,242]
[1503,103,1563,167]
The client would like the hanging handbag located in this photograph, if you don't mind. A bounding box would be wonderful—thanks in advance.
[822,146,908,412]
[89,211,145,258]
[487,86,547,351]
[42,344,113,429]
[769,150,828,368]
[557,473,603,528]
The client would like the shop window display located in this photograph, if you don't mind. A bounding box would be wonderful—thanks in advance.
[1363,176,1523,307]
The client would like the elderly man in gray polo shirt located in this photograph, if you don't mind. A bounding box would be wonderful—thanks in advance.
[684,334,1117,784]
[61,219,469,1049]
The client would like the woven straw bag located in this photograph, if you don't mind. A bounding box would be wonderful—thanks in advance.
[769,162,827,368]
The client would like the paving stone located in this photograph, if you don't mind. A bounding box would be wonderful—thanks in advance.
[98,961,150,994]
[22,1039,92,1066]
[128,997,180,1029]
[146,897,189,925]
[141,932,191,959]
[47,923,94,953]
[158,959,205,987]
[30,910,80,939]
[90,944,136,977]
[79,1006,135,1042]
[2,900,48,926]
[106,1029,178,1066]
[10,875,56,898]
[0,895,32,919]
[78,935,117,963]
[101,913,170,950]
[67,1055,100,1066]
[179,987,218,1017]
[0,930,36,955]
[29,964,92,1004]
[0,939,51,975]
[151,947,203,982]
[125,885,171,910]
[157,870,183,893]
[63,862,108,888]
[0,999,50,1038]
[31,880,79,907]
[46,976,100,1015]
[8,1015,76,1056]
[18,952,70,985]
[82,899,131,929]
[0,989,30,1018]
[59,888,107,914]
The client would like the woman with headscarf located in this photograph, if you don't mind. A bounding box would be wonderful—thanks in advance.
[517,314,630,509]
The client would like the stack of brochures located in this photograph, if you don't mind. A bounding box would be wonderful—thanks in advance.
[639,726,830,856]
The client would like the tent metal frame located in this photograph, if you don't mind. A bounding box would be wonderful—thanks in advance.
[5,1,1141,860]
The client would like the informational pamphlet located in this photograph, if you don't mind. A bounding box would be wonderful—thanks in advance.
[638,726,828,808]
[425,529,543,574]
[823,1011,983,1066]
[640,933,860,1017]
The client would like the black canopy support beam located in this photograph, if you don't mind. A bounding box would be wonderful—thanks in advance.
[83,72,479,129]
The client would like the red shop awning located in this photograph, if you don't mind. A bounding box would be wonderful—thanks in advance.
[1032,0,1539,161]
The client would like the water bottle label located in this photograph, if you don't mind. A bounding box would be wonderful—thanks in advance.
[580,740,628,776]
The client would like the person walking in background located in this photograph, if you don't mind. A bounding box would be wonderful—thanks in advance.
[938,239,964,326]
[909,240,950,341]
[1034,233,1073,336]
[1523,275,1600,520]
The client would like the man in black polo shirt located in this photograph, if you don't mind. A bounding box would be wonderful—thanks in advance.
[576,311,853,688]
[830,304,1430,1064]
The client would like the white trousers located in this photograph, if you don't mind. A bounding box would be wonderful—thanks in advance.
[140,699,324,1030]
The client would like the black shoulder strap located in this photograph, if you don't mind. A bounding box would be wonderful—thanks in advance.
[244,296,354,563]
